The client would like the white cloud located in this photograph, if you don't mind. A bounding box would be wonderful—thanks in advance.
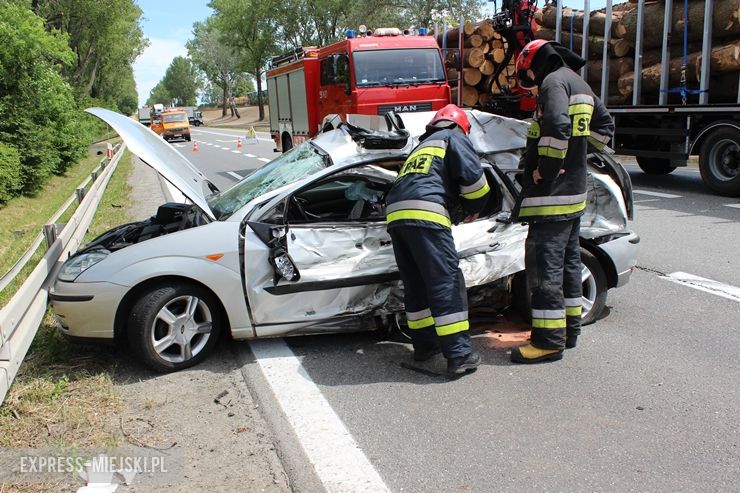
[133,37,189,106]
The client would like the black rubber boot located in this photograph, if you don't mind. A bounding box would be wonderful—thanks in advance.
[565,335,578,349]
[446,352,481,376]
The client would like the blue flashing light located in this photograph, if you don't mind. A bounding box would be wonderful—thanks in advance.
[346,29,356,39]
[418,27,428,36]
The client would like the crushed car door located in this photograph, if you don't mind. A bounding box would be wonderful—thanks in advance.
[243,165,402,335]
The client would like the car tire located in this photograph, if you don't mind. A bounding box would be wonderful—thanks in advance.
[698,127,740,197]
[127,283,222,372]
[282,133,293,152]
[636,156,676,175]
[511,248,607,326]
[580,248,608,325]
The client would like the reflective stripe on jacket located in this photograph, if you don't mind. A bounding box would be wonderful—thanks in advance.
[516,66,614,223]
[386,128,490,230]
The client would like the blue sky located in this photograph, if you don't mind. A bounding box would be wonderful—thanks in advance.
[133,0,213,106]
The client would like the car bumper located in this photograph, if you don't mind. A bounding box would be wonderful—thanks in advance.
[599,231,640,288]
[49,280,128,339]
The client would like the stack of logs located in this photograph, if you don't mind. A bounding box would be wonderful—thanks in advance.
[535,0,740,105]
[436,20,520,107]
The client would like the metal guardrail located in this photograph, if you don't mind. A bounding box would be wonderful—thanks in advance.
[0,144,126,404]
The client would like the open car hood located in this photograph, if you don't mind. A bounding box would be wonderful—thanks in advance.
[86,107,217,220]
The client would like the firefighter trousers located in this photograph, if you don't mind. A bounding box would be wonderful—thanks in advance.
[525,217,582,350]
[388,225,472,359]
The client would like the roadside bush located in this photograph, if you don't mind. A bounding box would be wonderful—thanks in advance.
[0,4,92,199]
[0,142,22,204]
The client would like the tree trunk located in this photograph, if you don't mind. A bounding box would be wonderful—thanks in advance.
[221,80,228,117]
[463,48,485,68]
[537,6,627,38]
[85,57,99,97]
[617,40,740,96]
[535,28,631,58]
[463,68,482,86]
[586,57,634,81]
[621,0,740,49]
[256,73,265,121]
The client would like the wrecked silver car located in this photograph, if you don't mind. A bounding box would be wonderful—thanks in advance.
[49,108,638,372]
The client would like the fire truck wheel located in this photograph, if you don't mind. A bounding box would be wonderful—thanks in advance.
[636,156,676,175]
[699,127,740,197]
[281,133,293,152]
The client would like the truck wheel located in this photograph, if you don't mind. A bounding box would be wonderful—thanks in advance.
[281,133,293,152]
[636,156,676,175]
[699,127,740,197]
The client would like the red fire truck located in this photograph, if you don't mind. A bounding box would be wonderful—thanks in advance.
[266,29,451,152]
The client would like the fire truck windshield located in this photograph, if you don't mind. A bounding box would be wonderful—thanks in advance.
[353,49,445,87]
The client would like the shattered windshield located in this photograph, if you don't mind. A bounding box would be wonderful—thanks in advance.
[208,142,330,219]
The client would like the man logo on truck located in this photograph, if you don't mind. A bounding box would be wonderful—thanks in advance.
[394,105,418,112]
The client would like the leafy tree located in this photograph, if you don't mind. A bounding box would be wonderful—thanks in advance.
[210,0,278,121]
[162,56,200,106]
[146,81,172,106]
[0,3,91,200]
[188,18,245,116]
[33,0,148,108]
[233,75,256,98]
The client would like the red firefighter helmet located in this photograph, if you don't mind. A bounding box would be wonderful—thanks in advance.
[516,39,551,89]
[428,104,471,134]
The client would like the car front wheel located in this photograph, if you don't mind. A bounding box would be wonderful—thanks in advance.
[127,283,221,372]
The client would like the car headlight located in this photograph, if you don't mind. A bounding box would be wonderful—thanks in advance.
[57,250,109,281]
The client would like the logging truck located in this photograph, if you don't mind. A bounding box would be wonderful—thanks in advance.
[445,0,739,196]
[266,28,451,152]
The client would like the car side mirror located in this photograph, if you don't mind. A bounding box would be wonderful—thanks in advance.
[247,221,301,283]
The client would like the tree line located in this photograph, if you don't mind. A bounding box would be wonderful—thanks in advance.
[0,0,146,204]
[147,0,481,118]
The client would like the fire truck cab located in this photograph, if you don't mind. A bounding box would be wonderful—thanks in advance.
[267,29,451,152]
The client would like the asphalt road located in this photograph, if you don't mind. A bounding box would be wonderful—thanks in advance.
[184,129,740,492]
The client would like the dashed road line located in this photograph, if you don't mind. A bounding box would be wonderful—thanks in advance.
[258,157,270,162]
[231,150,241,154]
[633,189,682,199]
[662,272,740,303]
[192,128,272,142]
[244,153,256,158]
[226,171,243,180]
[250,339,390,493]
[724,203,740,209]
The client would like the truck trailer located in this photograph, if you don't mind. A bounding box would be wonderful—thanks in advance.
[266,28,451,152]
[444,0,739,196]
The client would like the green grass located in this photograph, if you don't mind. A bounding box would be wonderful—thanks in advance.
[0,148,137,467]
[0,141,124,309]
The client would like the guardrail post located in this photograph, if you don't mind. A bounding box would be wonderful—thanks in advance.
[91,170,98,181]
[100,160,107,171]
[75,187,85,204]
[0,341,10,361]
[43,224,58,249]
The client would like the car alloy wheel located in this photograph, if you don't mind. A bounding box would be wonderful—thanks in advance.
[580,248,607,325]
[128,283,221,372]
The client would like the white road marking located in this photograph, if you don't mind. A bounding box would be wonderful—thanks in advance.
[216,139,236,143]
[258,157,270,162]
[220,146,230,150]
[250,339,390,493]
[231,150,241,154]
[192,128,272,142]
[724,203,740,209]
[634,199,662,203]
[226,171,243,180]
[633,189,682,199]
[662,272,740,303]
[244,153,256,158]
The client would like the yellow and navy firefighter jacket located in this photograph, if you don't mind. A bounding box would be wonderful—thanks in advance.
[515,66,614,223]
[385,128,490,230]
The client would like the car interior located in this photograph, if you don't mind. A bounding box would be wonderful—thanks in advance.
[281,161,504,225]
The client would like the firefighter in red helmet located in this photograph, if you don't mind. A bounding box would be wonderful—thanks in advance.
[511,40,614,363]
[386,104,490,377]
